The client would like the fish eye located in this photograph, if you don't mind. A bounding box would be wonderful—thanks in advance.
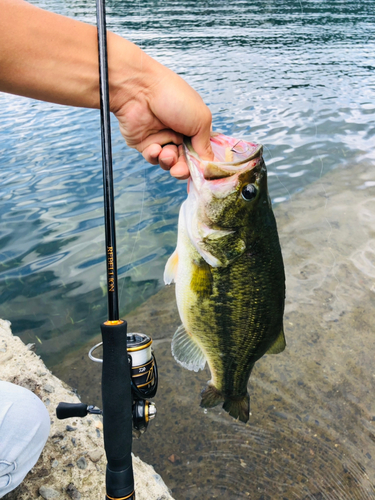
[241,184,257,201]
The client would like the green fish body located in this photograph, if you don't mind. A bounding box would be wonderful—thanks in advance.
[164,133,285,423]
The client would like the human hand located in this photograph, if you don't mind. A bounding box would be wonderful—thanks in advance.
[110,47,213,179]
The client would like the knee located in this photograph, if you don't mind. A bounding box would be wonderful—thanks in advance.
[0,382,51,497]
[2,382,50,447]
[22,385,51,445]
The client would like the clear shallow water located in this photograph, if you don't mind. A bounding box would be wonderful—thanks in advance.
[1,0,375,497]
[1,0,374,364]
[0,0,374,362]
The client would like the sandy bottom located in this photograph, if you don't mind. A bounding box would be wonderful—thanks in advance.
[52,160,375,500]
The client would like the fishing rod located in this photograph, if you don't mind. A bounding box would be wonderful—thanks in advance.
[56,0,158,498]
[95,0,135,497]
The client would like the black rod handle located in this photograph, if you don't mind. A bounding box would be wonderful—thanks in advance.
[96,0,119,322]
[101,320,135,499]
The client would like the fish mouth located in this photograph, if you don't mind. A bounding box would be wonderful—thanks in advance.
[184,133,263,183]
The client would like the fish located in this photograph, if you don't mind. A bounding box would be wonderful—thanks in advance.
[164,132,285,423]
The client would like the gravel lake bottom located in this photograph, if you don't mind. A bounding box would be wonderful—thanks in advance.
[52,158,375,500]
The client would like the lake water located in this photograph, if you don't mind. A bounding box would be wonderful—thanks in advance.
[1,0,375,499]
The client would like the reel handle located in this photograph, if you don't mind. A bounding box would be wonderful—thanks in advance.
[56,402,88,419]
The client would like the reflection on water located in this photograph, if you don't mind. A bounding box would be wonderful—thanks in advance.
[1,0,375,497]
[1,0,374,363]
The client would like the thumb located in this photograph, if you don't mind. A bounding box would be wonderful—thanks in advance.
[190,113,214,161]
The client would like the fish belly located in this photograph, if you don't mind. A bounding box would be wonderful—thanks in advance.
[174,220,224,386]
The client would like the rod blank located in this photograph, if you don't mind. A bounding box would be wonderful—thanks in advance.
[96,0,119,322]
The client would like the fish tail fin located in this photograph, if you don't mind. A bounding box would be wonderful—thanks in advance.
[200,384,224,408]
[222,393,250,423]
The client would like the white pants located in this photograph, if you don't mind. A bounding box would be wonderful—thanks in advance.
[0,381,50,498]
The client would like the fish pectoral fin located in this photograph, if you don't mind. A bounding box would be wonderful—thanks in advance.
[266,329,286,354]
[164,249,179,285]
[171,324,206,372]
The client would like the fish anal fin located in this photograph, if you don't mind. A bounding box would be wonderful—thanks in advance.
[164,249,179,285]
[171,324,206,372]
[200,384,223,408]
[266,329,286,354]
[201,387,250,423]
[223,393,250,423]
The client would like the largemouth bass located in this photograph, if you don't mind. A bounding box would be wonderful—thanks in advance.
[164,133,285,423]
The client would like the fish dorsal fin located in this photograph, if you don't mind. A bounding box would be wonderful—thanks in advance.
[164,249,179,285]
[171,324,206,372]
[266,329,286,354]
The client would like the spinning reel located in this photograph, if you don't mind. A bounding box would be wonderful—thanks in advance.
[57,332,158,434]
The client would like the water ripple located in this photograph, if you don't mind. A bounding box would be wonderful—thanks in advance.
[0,9,375,498]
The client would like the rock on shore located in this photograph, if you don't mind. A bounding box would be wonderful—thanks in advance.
[0,319,174,500]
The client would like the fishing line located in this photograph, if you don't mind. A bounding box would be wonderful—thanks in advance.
[118,172,147,307]
[263,144,292,202]
[118,0,146,306]
[316,152,341,309]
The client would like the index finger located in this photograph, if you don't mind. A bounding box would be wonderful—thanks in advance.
[169,145,189,179]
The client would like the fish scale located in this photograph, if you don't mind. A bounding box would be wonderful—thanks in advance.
[164,133,285,422]
[212,231,284,396]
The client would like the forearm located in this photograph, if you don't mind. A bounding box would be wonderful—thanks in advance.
[0,0,157,110]
[0,0,213,174]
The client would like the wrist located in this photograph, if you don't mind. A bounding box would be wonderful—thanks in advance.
[108,33,162,116]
